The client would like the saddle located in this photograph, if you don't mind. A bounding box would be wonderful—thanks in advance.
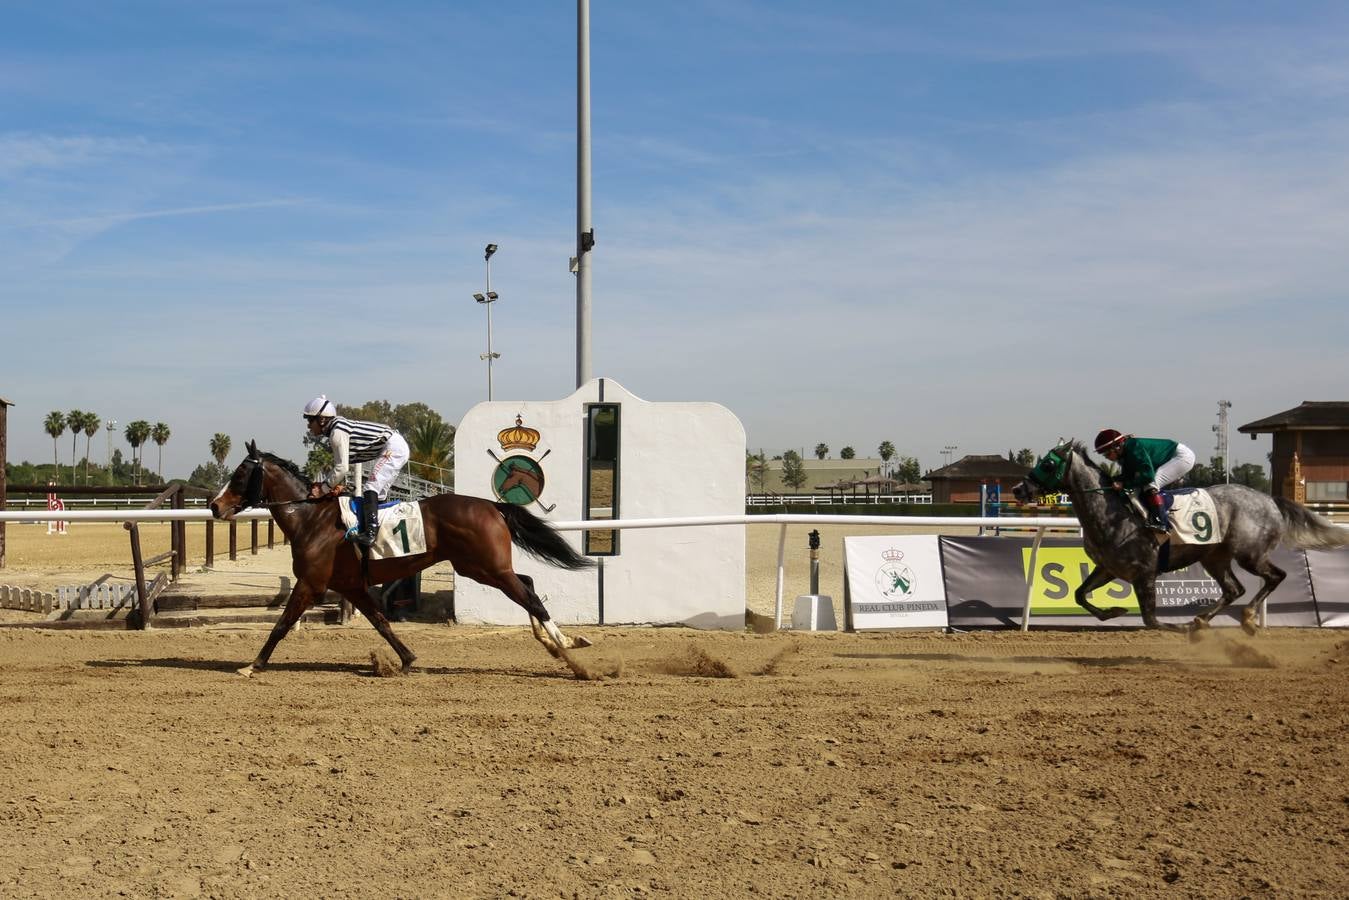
[339,497,427,559]
[1127,488,1222,545]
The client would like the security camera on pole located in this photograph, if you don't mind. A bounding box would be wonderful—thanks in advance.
[473,243,501,401]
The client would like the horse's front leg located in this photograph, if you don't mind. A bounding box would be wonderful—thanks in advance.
[337,583,418,673]
[1075,565,1129,621]
[1133,578,1189,633]
[239,581,319,677]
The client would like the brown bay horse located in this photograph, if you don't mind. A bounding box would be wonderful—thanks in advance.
[209,441,596,678]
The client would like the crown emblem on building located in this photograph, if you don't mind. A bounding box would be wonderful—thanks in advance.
[498,415,541,452]
[882,548,904,562]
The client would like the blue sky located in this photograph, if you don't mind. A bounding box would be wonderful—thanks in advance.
[5,1,1348,479]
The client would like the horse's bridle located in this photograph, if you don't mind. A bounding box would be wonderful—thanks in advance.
[1027,445,1070,492]
[240,455,266,508]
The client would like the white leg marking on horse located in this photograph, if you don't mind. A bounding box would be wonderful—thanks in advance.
[543,619,567,648]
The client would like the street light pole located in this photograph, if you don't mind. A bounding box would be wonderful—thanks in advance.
[474,244,501,401]
[106,420,116,485]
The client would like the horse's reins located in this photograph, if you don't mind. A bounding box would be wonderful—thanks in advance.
[241,455,332,509]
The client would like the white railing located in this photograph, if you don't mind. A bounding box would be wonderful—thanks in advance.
[12,506,1342,631]
[2,496,211,510]
[747,492,932,506]
[0,507,1075,631]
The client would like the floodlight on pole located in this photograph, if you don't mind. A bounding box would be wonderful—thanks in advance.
[475,244,501,400]
[106,420,117,485]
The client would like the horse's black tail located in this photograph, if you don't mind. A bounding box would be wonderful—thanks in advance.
[496,503,596,570]
[1275,497,1349,550]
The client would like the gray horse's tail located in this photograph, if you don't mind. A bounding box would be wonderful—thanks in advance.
[1276,498,1349,550]
[496,503,596,570]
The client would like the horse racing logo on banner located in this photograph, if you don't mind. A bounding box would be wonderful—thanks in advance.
[875,548,917,600]
[488,415,554,513]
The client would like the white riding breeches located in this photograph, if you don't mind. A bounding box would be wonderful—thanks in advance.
[1151,442,1195,490]
[362,433,409,500]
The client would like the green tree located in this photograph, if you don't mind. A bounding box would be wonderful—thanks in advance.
[210,433,232,467]
[781,450,808,490]
[125,420,151,484]
[407,416,455,485]
[305,444,334,481]
[840,446,855,460]
[1230,463,1269,492]
[878,440,896,476]
[1014,448,1036,467]
[43,411,65,477]
[333,400,443,438]
[81,413,100,484]
[66,410,88,484]
[896,456,922,485]
[746,449,767,494]
[151,422,171,480]
[188,461,229,489]
[813,443,829,460]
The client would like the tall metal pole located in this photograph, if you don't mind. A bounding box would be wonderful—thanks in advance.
[575,0,593,388]
[1214,400,1232,483]
[106,420,116,485]
[477,244,500,401]
[486,252,495,401]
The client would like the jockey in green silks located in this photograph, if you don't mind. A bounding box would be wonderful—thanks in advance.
[1094,429,1196,533]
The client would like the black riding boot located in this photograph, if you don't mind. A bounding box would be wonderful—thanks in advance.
[1142,487,1170,532]
[357,489,379,547]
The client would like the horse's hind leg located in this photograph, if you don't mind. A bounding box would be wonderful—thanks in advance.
[1194,559,1245,627]
[338,585,417,673]
[1234,557,1286,635]
[240,582,318,677]
[518,574,592,650]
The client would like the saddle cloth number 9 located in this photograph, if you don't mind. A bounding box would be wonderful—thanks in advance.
[1169,490,1222,545]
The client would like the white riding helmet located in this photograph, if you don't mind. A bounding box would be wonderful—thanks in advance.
[303,395,336,419]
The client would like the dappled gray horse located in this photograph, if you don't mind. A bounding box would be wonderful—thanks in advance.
[1012,441,1348,633]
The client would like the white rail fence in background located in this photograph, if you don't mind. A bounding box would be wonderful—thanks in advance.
[747,493,932,506]
[0,508,1081,630]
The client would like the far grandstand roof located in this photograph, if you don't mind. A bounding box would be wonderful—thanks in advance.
[1238,401,1349,434]
[925,454,1030,481]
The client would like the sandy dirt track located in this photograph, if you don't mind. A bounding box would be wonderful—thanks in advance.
[0,623,1346,899]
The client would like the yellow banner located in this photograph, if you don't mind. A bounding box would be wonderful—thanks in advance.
[1021,546,1137,615]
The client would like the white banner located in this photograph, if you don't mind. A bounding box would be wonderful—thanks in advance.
[844,535,949,630]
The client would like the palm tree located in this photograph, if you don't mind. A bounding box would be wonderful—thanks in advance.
[210,433,231,467]
[44,411,66,478]
[406,416,455,486]
[80,413,100,484]
[65,409,87,484]
[151,422,171,481]
[125,420,151,484]
[878,440,896,477]
[814,443,829,460]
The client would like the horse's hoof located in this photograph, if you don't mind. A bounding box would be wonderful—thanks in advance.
[1100,607,1128,621]
[236,665,255,678]
[401,660,416,675]
[1187,619,1210,643]
[569,635,593,650]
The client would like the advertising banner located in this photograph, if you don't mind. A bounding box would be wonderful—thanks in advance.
[939,536,1318,629]
[843,536,948,630]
